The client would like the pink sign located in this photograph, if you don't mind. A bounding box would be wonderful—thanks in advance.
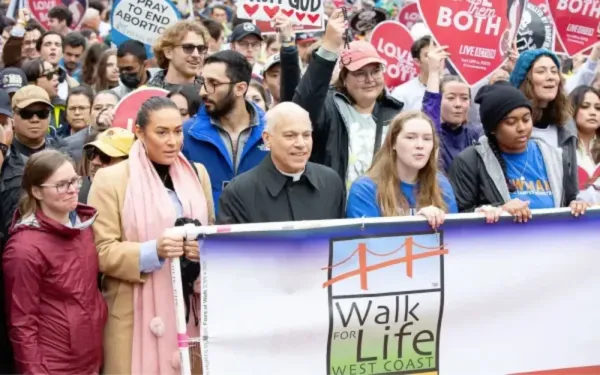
[27,0,88,31]
[370,21,418,90]
[547,0,600,57]
[398,2,422,30]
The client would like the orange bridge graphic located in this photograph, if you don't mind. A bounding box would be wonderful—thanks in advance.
[322,236,448,291]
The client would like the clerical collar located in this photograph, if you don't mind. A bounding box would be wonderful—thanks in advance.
[276,167,304,181]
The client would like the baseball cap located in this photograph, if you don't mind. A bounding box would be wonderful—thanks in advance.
[12,85,52,110]
[84,128,134,158]
[339,41,387,72]
[262,53,280,75]
[230,22,263,42]
[0,68,27,94]
[0,90,13,118]
[296,32,319,44]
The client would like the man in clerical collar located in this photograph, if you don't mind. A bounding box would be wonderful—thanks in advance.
[216,102,345,224]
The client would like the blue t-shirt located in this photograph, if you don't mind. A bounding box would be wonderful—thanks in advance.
[346,173,459,218]
[502,140,554,209]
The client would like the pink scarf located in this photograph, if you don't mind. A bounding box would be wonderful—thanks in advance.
[123,140,208,375]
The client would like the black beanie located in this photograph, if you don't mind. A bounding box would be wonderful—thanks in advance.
[475,81,532,135]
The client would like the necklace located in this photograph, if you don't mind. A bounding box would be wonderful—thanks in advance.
[506,145,530,181]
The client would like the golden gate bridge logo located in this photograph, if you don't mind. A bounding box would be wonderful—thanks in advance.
[322,236,448,291]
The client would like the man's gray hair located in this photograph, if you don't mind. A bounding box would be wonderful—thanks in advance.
[264,102,311,133]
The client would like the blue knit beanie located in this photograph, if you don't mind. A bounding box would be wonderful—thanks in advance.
[509,49,561,89]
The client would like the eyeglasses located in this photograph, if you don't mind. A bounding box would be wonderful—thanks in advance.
[348,66,385,83]
[18,108,50,120]
[40,176,83,194]
[199,77,237,94]
[40,69,58,80]
[85,147,112,164]
[67,105,91,113]
[0,143,7,157]
[177,43,208,55]
[235,41,261,49]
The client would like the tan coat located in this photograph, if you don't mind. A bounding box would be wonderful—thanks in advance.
[88,160,214,375]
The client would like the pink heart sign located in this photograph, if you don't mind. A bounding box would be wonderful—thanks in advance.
[418,0,525,86]
[546,0,600,57]
[370,21,418,90]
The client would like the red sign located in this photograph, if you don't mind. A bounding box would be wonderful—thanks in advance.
[254,20,324,35]
[397,3,422,30]
[112,88,169,131]
[418,0,524,86]
[370,21,418,90]
[547,0,599,57]
[27,0,88,31]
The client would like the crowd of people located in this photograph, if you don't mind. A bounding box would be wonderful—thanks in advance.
[0,0,599,373]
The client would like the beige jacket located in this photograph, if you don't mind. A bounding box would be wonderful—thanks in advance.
[88,160,213,375]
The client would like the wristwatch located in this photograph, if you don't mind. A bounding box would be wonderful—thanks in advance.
[281,36,295,44]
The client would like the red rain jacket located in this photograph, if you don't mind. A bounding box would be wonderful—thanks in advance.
[3,204,107,375]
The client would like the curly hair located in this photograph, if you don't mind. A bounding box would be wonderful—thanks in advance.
[152,20,208,70]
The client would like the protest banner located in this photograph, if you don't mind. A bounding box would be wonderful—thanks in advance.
[185,208,600,374]
[27,0,87,30]
[236,0,324,27]
[397,2,421,30]
[111,0,181,57]
[547,0,600,57]
[516,0,554,53]
[112,87,168,131]
[254,19,324,35]
[418,0,525,86]
[370,21,418,90]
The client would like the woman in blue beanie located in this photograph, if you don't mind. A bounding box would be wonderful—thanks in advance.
[509,49,591,202]
[449,82,588,222]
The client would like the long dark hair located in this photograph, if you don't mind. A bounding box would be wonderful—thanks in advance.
[569,85,600,163]
[81,43,108,86]
[167,85,202,117]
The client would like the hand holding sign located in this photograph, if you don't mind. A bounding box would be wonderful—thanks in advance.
[273,12,294,39]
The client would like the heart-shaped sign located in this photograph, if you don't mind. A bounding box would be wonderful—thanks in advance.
[397,2,422,30]
[547,0,600,57]
[28,0,88,31]
[370,21,418,89]
[418,0,524,86]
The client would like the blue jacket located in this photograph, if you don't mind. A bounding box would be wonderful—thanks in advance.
[182,103,269,214]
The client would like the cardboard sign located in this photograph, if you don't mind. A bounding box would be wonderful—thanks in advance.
[254,19,324,35]
[547,0,600,57]
[112,87,169,131]
[516,0,554,52]
[27,0,88,30]
[397,2,422,30]
[237,0,324,26]
[111,0,181,57]
[370,21,418,89]
[418,0,525,86]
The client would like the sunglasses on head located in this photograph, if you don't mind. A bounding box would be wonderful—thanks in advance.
[179,43,208,55]
[0,143,7,157]
[85,146,112,164]
[18,108,50,120]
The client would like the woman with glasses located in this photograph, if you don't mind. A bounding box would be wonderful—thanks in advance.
[88,96,213,375]
[3,149,107,375]
[59,85,94,138]
[94,49,119,92]
[292,11,403,189]
[79,127,134,204]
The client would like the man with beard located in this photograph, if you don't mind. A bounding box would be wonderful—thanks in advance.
[147,20,207,90]
[60,32,86,79]
[182,50,268,212]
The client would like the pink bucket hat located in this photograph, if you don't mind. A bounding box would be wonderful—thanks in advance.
[339,41,387,72]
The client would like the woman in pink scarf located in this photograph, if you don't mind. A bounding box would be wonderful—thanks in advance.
[88,97,215,375]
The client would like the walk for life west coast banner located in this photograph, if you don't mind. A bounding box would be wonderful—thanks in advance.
[197,209,600,375]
